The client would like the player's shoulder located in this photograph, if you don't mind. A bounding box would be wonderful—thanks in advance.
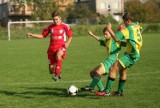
[119,28,129,35]
[61,22,70,28]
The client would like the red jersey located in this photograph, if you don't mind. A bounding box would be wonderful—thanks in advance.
[42,22,72,52]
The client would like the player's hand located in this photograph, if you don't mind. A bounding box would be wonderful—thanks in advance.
[64,43,68,49]
[106,23,112,31]
[88,31,94,36]
[27,33,32,38]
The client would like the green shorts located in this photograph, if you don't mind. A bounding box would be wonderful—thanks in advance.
[101,54,117,74]
[118,52,140,68]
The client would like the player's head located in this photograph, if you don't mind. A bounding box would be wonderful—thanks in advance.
[52,10,61,25]
[122,12,133,26]
[103,27,111,39]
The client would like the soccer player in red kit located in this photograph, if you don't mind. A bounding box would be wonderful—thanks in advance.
[27,11,72,81]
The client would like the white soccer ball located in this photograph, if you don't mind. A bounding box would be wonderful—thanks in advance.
[67,85,78,96]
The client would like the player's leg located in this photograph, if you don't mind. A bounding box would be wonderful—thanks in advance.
[48,53,56,74]
[96,62,118,96]
[96,56,120,96]
[114,68,127,96]
[112,54,133,96]
[94,56,117,92]
[81,65,105,92]
[105,61,119,93]
[96,61,122,96]
[90,66,105,91]
[48,53,61,81]
[54,50,64,77]
[49,64,55,74]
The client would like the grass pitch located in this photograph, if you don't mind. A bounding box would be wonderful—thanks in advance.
[0,33,159,108]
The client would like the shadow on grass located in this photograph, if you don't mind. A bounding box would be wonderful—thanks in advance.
[0,90,34,99]
[0,87,99,99]
[25,87,97,98]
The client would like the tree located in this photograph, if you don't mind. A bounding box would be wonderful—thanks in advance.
[124,0,147,22]
[144,0,160,23]
[124,0,160,23]
[31,0,58,20]
[67,4,96,19]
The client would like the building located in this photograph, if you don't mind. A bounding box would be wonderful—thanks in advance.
[8,0,34,21]
[0,0,35,27]
[7,0,124,21]
[0,0,124,27]
[75,0,124,21]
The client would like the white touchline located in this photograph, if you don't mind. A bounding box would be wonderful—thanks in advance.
[0,71,159,86]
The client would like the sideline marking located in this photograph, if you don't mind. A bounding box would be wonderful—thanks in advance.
[0,71,159,86]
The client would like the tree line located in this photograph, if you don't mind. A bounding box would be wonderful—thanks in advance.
[33,0,159,23]
[125,0,160,23]
[5,0,160,23]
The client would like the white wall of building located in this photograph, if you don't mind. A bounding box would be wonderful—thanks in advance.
[0,0,8,4]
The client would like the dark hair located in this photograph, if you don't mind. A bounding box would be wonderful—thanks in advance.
[52,10,61,18]
[122,12,133,21]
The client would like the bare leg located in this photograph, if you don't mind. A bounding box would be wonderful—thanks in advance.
[49,64,55,74]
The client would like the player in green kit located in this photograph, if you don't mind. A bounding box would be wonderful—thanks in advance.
[96,12,143,96]
[81,27,126,93]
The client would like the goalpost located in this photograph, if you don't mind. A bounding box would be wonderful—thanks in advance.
[7,20,53,41]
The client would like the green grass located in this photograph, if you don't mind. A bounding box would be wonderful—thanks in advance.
[0,34,160,108]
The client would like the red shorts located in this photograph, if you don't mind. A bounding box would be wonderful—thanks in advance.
[48,47,66,65]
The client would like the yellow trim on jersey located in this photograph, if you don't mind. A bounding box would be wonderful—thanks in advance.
[116,41,121,49]
[121,28,129,39]
[105,38,112,55]
[100,63,106,72]
[116,53,119,60]
[126,42,133,54]
[118,59,126,68]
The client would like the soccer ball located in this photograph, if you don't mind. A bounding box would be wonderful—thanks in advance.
[67,85,78,96]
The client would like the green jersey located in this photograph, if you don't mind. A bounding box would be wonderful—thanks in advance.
[99,34,125,58]
[99,35,125,73]
[116,23,143,68]
[120,23,142,59]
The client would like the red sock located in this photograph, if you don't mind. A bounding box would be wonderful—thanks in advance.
[54,60,62,76]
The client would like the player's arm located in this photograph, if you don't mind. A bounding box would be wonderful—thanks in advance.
[27,25,51,39]
[27,33,44,39]
[107,24,119,42]
[88,31,100,41]
[65,36,72,49]
[65,28,72,49]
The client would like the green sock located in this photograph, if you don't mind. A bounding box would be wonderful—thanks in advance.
[105,77,115,93]
[97,80,104,91]
[89,77,100,89]
[117,79,126,93]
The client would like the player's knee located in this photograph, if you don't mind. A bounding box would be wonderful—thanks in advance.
[96,70,103,76]
[56,54,62,60]
[119,70,127,80]
[90,70,95,78]
[56,51,63,60]
[110,66,114,72]
[110,63,118,72]
[96,67,105,76]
